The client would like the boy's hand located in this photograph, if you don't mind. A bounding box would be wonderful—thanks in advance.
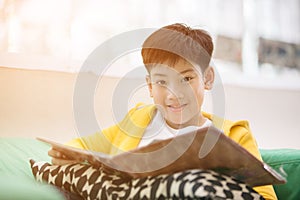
[48,148,79,165]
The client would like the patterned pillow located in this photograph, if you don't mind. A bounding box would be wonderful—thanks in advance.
[30,160,264,200]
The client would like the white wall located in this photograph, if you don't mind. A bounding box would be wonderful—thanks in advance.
[223,84,300,149]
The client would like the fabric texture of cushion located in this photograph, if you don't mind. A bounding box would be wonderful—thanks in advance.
[30,160,264,200]
[260,149,300,200]
[0,137,51,177]
[0,173,66,200]
[0,138,65,200]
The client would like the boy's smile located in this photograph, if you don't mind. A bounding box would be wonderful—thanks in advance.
[146,59,214,129]
[167,103,187,113]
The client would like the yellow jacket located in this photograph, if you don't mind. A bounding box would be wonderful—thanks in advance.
[67,103,277,200]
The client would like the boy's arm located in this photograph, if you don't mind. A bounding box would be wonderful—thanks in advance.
[65,125,119,153]
[231,125,278,200]
[49,125,119,165]
[65,103,150,152]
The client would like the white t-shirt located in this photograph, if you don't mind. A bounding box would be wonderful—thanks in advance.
[138,110,212,148]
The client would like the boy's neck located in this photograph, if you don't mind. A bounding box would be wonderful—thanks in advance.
[165,113,207,130]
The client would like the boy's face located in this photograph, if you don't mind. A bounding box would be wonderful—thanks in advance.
[146,59,214,129]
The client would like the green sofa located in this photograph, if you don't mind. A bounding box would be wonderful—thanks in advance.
[0,137,299,200]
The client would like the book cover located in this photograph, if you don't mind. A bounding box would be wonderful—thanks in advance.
[37,126,286,187]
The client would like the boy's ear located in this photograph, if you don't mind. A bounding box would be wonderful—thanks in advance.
[204,66,214,90]
[146,75,153,97]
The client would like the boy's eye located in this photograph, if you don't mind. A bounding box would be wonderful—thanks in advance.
[155,80,167,85]
[182,76,194,83]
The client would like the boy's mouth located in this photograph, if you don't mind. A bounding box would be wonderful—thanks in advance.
[167,104,187,112]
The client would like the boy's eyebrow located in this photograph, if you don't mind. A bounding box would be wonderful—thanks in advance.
[179,69,196,74]
[151,69,196,77]
[151,73,167,77]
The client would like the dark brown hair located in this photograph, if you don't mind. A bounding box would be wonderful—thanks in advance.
[141,23,214,72]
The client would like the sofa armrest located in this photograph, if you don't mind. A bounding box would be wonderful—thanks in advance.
[260,149,300,200]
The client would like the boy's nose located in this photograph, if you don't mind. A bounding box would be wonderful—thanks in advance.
[166,85,184,100]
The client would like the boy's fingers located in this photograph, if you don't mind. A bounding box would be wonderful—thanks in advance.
[48,149,67,159]
[49,148,82,165]
[48,148,85,165]
[51,158,77,165]
[48,149,59,158]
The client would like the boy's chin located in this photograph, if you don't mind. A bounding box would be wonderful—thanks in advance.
[165,119,190,129]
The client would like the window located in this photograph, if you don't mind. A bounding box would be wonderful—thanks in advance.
[0,0,299,83]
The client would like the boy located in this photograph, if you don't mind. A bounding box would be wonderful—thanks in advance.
[49,23,277,199]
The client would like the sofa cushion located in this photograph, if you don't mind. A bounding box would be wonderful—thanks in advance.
[0,137,65,200]
[0,137,51,178]
[0,173,65,200]
[30,160,264,200]
[261,149,300,200]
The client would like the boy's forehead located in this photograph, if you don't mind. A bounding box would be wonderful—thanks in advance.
[150,60,202,75]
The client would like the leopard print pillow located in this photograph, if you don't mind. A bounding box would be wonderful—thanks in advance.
[30,160,264,200]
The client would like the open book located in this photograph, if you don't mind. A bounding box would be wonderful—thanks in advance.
[37,126,286,187]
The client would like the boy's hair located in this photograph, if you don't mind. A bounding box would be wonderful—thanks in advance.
[141,23,214,72]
